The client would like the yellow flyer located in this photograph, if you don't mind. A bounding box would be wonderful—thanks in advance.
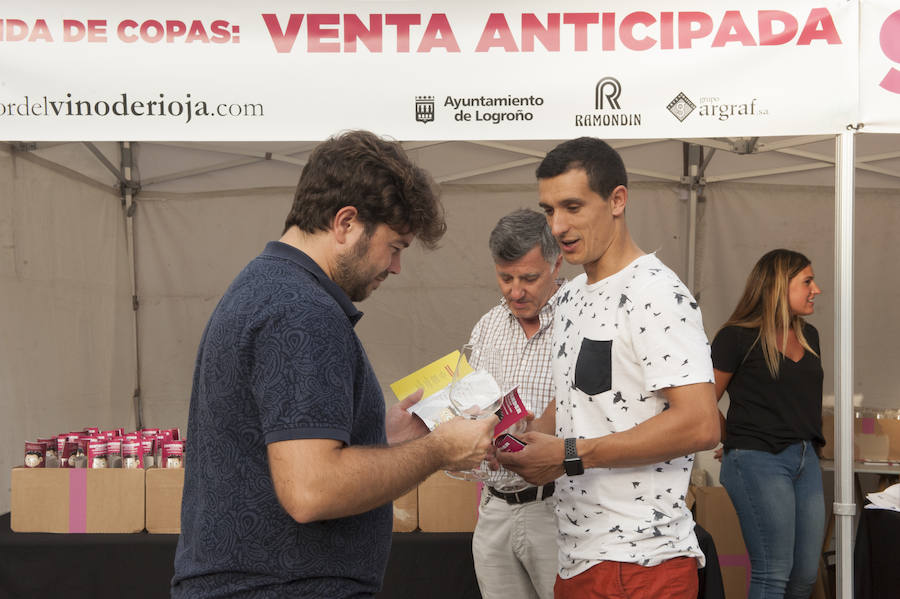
[390,350,470,401]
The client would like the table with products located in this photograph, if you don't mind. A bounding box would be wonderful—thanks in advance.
[0,512,723,598]
[854,506,900,599]
[819,460,900,599]
[0,512,479,598]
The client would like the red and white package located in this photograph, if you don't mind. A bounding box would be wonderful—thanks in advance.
[494,432,527,453]
[493,387,529,438]
[87,439,108,469]
[83,427,100,436]
[24,441,47,468]
[60,439,80,468]
[38,437,58,467]
[162,440,184,469]
[141,438,156,468]
[121,440,143,469]
[106,439,123,468]
[155,431,174,465]
[69,437,91,468]
[56,435,69,467]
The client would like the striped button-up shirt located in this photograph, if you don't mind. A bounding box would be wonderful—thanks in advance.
[467,283,563,487]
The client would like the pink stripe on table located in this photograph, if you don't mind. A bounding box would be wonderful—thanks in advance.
[719,553,751,594]
[68,469,87,533]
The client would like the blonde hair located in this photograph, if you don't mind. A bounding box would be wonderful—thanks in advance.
[721,249,818,378]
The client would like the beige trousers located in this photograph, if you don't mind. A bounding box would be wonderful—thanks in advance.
[472,489,559,599]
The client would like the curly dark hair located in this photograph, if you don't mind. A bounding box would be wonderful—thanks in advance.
[283,130,446,248]
[536,137,627,198]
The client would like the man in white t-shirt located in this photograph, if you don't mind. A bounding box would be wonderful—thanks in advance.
[499,137,720,599]
[469,209,564,599]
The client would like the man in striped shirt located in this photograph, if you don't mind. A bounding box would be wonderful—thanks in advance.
[470,208,564,599]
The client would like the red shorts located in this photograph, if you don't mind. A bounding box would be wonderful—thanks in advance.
[554,557,699,599]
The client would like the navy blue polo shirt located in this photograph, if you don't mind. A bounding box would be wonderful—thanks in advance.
[173,241,391,598]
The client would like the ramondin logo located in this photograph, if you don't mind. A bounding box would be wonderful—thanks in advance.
[576,77,641,127]
[415,96,434,124]
[595,77,622,110]
[667,92,696,122]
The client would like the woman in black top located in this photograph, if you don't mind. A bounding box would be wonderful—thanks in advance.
[711,249,824,599]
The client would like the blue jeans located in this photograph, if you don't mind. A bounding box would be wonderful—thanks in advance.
[719,442,825,599]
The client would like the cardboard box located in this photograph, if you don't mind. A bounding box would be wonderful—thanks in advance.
[145,467,185,534]
[692,486,750,599]
[821,411,835,459]
[11,467,145,533]
[392,488,418,532]
[880,419,900,460]
[417,472,479,532]
[821,410,900,461]
[143,467,417,534]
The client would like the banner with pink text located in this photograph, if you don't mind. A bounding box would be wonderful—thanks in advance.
[0,1,865,140]
[860,1,900,132]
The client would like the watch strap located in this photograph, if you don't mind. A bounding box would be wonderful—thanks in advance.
[565,437,578,460]
[563,437,584,476]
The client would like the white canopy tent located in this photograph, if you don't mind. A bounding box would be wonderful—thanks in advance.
[3,2,900,597]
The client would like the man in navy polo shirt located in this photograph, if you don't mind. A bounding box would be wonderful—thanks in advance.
[172,130,496,598]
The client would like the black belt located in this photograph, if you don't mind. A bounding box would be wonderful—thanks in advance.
[488,482,555,504]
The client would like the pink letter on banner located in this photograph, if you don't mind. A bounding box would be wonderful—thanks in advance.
[69,468,88,533]
[880,10,900,94]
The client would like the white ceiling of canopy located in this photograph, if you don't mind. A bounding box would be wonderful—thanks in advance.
[6,133,900,195]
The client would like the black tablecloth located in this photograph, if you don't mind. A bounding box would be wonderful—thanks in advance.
[0,513,721,599]
[695,523,725,599]
[0,513,478,598]
[0,512,177,597]
[854,506,900,599]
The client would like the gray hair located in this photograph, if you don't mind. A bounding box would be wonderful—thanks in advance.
[488,208,560,264]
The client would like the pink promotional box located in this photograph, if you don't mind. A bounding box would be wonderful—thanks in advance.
[10,467,145,533]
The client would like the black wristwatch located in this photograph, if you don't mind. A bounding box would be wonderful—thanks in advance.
[563,437,584,476]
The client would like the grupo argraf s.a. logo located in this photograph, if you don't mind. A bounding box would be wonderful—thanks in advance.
[415,96,435,123]
[575,76,642,127]
[666,93,767,122]
[667,92,696,122]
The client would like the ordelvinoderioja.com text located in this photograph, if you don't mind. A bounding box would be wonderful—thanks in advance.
[0,93,264,124]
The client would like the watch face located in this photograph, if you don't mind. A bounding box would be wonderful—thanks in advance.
[564,458,584,476]
[564,437,583,475]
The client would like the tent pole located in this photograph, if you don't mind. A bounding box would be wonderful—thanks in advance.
[833,130,856,599]
[120,141,143,430]
[683,143,702,293]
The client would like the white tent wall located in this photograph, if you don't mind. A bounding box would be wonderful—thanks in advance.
[134,188,292,427]
[132,180,688,436]
[313,180,690,395]
[702,181,900,401]
[3,137,900,525]
[0,147,136,514]
[850,185,900,391]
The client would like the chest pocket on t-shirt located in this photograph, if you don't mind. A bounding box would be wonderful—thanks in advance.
[574,338,612,395]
